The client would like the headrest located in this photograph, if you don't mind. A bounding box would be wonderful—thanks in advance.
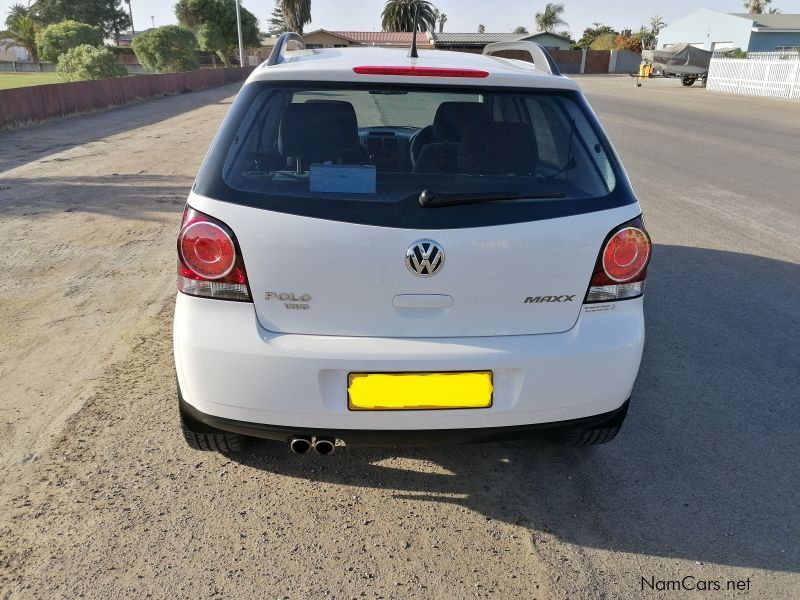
[432,102,490,142]
[278,101,360,162]
[458,122,538,175]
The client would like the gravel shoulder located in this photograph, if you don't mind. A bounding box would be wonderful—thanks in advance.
[0,77,798,599]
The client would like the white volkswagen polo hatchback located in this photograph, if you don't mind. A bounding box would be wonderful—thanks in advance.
[174,34,650,455]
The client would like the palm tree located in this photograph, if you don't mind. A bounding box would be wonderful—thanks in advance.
[5,3,32,27]
[477,24,485,34]
[650,15,665,35]
[743,0,772,14]
[381,0,438,33]
[535,3,567,33]
[279,0,311,34]
[0,13,39,62]
[437,12,447,33]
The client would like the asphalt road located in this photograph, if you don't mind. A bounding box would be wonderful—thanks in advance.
[0,76,798,599]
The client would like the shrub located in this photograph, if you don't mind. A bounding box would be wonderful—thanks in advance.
[590,33,617,51]
[614,32,645,53]
[132,25,199,73]
[36,20,103,63]
[56,44,127,82]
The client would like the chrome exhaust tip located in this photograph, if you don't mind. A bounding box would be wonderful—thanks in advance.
[288,436,312,454]
[312,437,335,455]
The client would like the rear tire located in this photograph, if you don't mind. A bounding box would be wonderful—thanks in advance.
[181,421,245,453]
[549,402,628,446]
[177,382,245,453]
[681,76,696,87]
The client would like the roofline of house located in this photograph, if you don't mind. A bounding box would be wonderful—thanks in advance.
[303,28,359,43]
[751,27,800,33]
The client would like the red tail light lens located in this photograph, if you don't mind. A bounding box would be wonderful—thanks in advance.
[585,217,651,303]
[353,66,489,78]
[180,222,236,280]
[601,227,651,283]
[177,207,251,302]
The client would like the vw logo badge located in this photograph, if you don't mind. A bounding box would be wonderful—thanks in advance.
[406,240,445,277]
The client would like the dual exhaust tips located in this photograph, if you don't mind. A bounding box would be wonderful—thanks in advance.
[288,435,335,455]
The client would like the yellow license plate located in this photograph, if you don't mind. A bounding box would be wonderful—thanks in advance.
[348,372,493,411]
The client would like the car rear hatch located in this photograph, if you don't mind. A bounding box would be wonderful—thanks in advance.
[192,79,637,338]
[228,207,630,337]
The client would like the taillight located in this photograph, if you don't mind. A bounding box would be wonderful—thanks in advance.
[177,207,251,302]
[584,216,651,303]
[353,66,489,78]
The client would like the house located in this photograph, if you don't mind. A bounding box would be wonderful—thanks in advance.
[431,31,571,53]
[300,29,433,49]
[117,28,155,47]
[282,30,570,54]
[0,40,31,61]
[657,8,800,52]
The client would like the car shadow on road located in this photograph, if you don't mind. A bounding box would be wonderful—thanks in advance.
[229,244,799,573]
[0,83,242,173]
[0,174,189,221]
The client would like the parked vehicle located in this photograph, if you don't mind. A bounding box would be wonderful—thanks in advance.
[642,44,713,86]
[174,33,651,455]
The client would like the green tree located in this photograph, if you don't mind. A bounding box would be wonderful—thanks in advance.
[589,33,616,51]
[437,12,447,33]
[744,0,772,14]
[0,13,40,62]
[267,3,288,36]
[556,29,573,43]
[5,3,35,27]
[381,0,438,33]
[279,0,311,34]
[33,0,130,40]
[650,15,665,35]
[175,0,261,66]
[575,23,616,49]
[36,21,103,63]
[535,3,567,33]
[132,25,199,73]
[477,23,485,34]
[512,26,529,35]
[56,44,126,81]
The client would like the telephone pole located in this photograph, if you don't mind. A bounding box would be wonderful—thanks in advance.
[235,0,245,67]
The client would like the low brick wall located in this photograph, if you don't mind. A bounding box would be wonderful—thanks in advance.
[0,67,254,130]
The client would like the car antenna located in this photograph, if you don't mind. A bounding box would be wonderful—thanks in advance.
[408,6,419,58]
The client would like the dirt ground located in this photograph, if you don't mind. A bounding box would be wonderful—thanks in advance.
[0,78,798,599]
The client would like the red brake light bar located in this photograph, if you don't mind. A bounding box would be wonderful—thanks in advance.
[353,66,489,78]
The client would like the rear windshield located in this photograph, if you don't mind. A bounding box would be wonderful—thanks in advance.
[195,82,631,229]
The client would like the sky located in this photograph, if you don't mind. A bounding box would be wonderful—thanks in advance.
[2,1,799,38]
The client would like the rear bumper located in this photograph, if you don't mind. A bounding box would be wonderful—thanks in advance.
[180,392,630,446]
[174,293,644,431]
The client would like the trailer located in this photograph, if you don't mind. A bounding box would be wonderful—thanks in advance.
[634,44,714,87]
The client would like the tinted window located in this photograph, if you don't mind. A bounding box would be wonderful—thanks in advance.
[195,82,633,229]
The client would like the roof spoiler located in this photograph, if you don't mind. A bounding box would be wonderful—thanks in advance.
[267,32,305,66]
[482,41,561,76]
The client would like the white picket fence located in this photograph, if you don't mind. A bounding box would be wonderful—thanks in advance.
[707,53,800,100]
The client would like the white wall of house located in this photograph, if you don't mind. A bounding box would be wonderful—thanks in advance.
[0,41,31,61]
[657,9,753,51]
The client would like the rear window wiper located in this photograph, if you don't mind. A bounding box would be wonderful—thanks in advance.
[418,188,566,208]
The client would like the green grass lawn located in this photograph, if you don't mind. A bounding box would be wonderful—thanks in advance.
[0,72,61,90]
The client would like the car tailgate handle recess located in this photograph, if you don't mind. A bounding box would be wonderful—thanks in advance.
[393,295,454,309]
